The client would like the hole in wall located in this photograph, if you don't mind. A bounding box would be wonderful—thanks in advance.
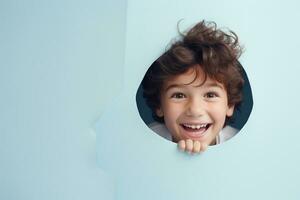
[135,20,253,148]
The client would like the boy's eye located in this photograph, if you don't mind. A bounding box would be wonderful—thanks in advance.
[205,92,218,98]
[171,92,186,99]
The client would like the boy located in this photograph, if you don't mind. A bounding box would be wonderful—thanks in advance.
[142,20,244,153]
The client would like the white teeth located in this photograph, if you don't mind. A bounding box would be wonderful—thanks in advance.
[183,124,207,129]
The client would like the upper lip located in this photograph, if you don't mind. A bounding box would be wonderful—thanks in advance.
[180,122,210,125]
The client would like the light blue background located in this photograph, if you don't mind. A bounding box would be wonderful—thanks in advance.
[1,0,300,200]
[0,0,125,199]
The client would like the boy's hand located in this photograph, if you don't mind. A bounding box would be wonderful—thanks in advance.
[178,139,208,154]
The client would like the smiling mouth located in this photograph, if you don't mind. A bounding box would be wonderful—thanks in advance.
[180,123,211,138]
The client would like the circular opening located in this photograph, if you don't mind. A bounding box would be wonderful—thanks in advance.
[136,62,253,143]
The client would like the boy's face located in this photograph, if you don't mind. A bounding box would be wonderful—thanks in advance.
[156,66,234,145]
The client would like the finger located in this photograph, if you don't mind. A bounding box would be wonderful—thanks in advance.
[178,140,186,151]
[193,140,201,153]
[200,143,208,152]
[186,139,193,153]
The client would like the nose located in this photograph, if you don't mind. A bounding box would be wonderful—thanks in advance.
[185,97,206,117]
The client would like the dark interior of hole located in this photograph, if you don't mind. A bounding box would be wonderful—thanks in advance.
[136,62,253,131]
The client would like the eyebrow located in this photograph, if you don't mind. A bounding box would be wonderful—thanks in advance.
[164,82,223,92]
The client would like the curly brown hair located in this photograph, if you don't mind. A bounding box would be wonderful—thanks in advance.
[142,20,244,123]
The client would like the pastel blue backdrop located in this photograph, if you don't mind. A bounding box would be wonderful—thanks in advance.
[1,0,300,200]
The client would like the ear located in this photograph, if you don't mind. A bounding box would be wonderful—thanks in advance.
[226,105,235,117]
[155,108,164,117]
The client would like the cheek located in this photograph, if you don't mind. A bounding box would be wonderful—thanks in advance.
[209,104,228,121]
[163,103,184,121]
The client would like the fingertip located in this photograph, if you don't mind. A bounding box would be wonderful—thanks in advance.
[178,140,186,151]
[186,139,193,153]
[193,140,201,153]
[201,143,208,152]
